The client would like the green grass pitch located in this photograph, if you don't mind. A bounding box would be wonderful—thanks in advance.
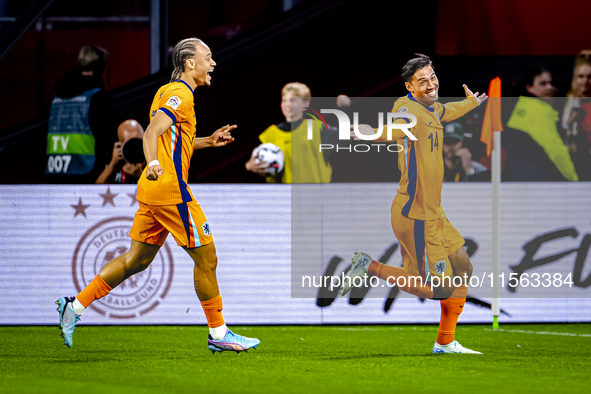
[1,324,590,393]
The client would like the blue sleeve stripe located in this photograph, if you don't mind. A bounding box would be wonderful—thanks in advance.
[413,220,426,280]
[394,117,411,123]
[158,107,177,124]
[402,140,417,217]
[173,124,193,203]
[440,106,446,120]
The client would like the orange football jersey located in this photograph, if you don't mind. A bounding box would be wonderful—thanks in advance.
[137,80,197,205]
[377,93,479,220]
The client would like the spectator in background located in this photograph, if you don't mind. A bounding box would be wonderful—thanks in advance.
[459,111,486,163]
[46,45,115,184]
[511,67,557,99]
[442,122,488,182]
[245,82,350,183]
[96,119,145,184]
[503,67,578,181]
[562,50,591,181]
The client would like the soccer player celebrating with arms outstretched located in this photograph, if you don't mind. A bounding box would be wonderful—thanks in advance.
[340,54,487,354]
[57,38,260,353]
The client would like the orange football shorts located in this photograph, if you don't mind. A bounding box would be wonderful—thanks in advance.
[391,204,464,281]
[129,200,213,248]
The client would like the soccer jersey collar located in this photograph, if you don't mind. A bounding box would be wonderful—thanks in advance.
[176,79,194,94]
[408,92,435,112]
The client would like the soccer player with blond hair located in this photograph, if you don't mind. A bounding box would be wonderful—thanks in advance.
[340,54,487,354]
[57,38,260,353]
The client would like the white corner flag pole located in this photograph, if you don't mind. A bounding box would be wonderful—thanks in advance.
[492,130,501,329]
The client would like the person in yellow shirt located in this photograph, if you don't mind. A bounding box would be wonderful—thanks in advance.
[245,82,350,183]
[56,38,260,353]
[505,67,578,181]
[340,54,487,354]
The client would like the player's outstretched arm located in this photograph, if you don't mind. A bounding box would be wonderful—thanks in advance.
[144,111,172,180]
[440,84,489,123]
[193,124,237,150]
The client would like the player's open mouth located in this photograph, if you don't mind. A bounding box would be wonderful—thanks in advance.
[425,89,437,97]
[207,69,213,80]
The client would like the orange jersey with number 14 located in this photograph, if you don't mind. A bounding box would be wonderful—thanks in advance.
[137,80,197,206]
[377,93,479,220]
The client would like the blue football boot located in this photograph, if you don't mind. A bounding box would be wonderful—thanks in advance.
[56,296,81,348]
[339,251,373,296]
[208,330,260,354]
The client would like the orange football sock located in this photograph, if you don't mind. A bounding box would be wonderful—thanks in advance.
[437,285,468,345]
[368,261,434,299]
[76,275,113,308]
[201,294,225,328]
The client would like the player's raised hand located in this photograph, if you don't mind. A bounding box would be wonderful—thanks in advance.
[210,124,237,147]
[463,84,488,105]
[146,164,164,181]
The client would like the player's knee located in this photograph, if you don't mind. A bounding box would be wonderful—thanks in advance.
[188,243,218,274]
[433,284,454,300]
[465,260,473,278]
[199,251,218,274]
[451,250,473,279]
[189,246,217,272]
[455,259,473,279]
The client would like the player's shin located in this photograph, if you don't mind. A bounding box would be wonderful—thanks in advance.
[437,285,468,345]
[368,261,434,299]
[201,294,227,339]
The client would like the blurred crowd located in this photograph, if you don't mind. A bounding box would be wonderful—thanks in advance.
[446,50,591,182]
[44,46,591,184]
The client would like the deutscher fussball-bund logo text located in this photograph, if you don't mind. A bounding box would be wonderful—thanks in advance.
[72,217,174,319]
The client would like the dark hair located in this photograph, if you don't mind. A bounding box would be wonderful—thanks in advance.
[401,53,433,83]
[77,45,109,77]
[170,38,204,82]
[511,66,550,97]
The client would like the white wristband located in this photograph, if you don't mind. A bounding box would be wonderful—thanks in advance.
[148,160,160,168]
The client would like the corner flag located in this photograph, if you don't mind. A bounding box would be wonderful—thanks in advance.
[480,77,503,156]
[482,76,504,330]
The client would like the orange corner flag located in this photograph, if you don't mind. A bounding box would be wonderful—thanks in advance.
[480,77,503,157]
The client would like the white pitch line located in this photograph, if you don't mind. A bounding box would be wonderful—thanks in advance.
[485,328,591,337]
[331,327,438,331]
